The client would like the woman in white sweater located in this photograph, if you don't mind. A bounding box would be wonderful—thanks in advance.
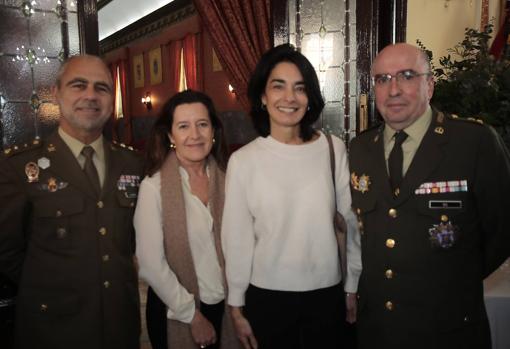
[221,44,362,349]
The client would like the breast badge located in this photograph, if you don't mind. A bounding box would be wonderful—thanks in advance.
[117,174,141,199]
[428,215,459,249]
[39,177,68,192]
[351,172,371,193]
[25,162,40,183]
[37,157,50,170]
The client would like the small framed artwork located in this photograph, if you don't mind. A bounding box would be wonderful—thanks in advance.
[133,54,144,88]
[149,47,163,85]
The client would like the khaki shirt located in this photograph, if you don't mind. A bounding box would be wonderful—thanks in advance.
[58,128,106,187]
[383,106,432,176]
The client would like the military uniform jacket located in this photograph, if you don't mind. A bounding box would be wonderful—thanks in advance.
[349,110,510,349]
[0,133,143,349]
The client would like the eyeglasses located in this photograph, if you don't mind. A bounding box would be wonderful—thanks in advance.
[372,69,432,87]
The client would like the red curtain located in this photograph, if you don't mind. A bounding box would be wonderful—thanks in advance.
[109,59,133,144]
[193,0,272,111]
[490,3,509,60]
[109,63,119,142]
[183,32,203,91]
[118,59,132,144]
[167,40,183,94]
[109,60,132,144]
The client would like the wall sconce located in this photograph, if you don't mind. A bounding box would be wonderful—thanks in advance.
[228,84,235,94]
[141,92,152,110]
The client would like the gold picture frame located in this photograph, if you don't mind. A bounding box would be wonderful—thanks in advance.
[133,54,144,88]
[149,47,163,85]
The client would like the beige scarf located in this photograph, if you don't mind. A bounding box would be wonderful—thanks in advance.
[160,151,239,349]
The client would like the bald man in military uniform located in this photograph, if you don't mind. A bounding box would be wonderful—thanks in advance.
[349,43,510,349]
[0,55,142,349]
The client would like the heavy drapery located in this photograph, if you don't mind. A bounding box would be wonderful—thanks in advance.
[193,0,272,111]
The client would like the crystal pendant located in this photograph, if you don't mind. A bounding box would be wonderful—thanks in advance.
[319,58,327,72]
[26,48,37,65]
[58,48,66,62]
[55,4,64,19]
[319,23,327,39]
[20,1,33,17]
[296,29,304,41]
[30,91,41,112]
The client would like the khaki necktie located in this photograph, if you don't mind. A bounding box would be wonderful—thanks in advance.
[81,146,101,196]
[388,131,408,196]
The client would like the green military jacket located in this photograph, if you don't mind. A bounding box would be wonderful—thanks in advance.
[0,132,143,349]
[349,110,510,349]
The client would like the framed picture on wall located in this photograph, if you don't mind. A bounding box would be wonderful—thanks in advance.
[133,54,144,88]
[149,47,163,85]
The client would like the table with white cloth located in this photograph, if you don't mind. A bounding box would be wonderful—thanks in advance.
[484,258,510,349]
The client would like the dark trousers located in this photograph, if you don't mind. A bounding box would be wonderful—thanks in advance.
[0,274,16,349]
[146,286,224,349]
[244,283,347,349]
[146,287,167,349]
[200,300,224,349]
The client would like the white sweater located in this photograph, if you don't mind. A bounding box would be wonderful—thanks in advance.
[221,132,362,306]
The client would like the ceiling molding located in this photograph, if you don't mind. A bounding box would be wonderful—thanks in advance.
[99,0,194,54]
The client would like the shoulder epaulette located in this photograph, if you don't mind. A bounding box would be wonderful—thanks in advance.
[447,114,484,125]
[358,122,384,136]
[2,139,42,157]
[110,140,138,153]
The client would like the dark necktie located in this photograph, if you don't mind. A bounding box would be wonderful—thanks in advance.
[81,146,101,196]
[388,131,408,195]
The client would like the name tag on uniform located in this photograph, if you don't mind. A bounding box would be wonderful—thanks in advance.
[428,200,463,209]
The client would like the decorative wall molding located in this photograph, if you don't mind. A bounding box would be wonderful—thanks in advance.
[99,0,195,54]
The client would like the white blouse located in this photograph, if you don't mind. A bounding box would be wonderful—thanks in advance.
[134,168,224,324]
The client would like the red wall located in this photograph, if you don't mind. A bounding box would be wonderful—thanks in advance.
[103,14,243,120]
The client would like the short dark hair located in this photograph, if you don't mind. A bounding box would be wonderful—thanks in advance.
[144,90,228,176]
[247,44,324,141]
[55,54,112,88]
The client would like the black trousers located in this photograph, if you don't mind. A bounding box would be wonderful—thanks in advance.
[146,287,167,349]
[146,286,224,349]
[200,300,224,349]
[244,283,347,349]
[0,274,16,349]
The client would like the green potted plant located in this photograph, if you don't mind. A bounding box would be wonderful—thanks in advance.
[417,24,510,145]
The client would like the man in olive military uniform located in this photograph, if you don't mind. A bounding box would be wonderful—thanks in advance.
[0,55,143,349]
[349,43,510,349]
